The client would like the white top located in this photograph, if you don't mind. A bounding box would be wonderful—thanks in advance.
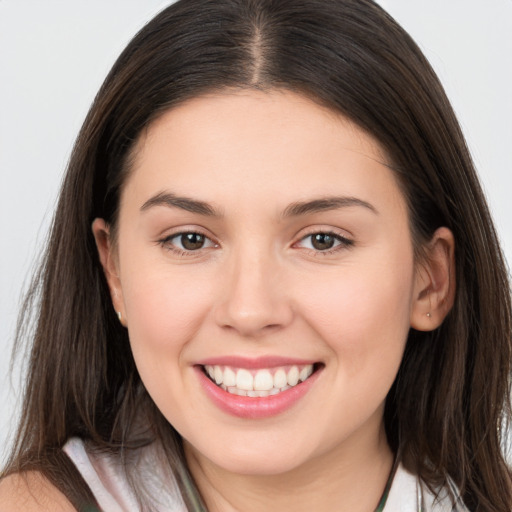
[63,437,468,511]
[63,438,186,512]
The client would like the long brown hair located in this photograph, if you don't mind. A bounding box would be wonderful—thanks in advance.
[3,0,511,510]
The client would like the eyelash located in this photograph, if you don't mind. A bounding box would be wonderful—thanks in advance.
[158,231,218,256]
[295,230,354,255]
[158,230,354,257]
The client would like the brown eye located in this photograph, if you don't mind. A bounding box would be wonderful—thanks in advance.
[161,231,216,253]
[181,233,206,250]
[296,231,353,253]
[311,233,336,250]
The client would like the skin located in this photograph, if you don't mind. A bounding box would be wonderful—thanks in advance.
[92,89,455,512]
[0,472,74,511]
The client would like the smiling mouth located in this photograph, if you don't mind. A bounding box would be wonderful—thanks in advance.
[202,363,321,397]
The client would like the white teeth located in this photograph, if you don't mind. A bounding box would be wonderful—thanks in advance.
[287,366,299,386]
[204,363,316,396]
[253,370,273,391]
[236,369,253,391]
[223,367,236,387]
[299,365,313,382]
[214,366,223,385]
[228,387,247,396]
[273,369,287,389]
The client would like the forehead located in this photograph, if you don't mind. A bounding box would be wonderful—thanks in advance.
[135,89,389,168]
[122,89,405,217]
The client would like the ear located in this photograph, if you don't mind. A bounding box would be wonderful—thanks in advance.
[410,227,456,331]
[92,218,127,327]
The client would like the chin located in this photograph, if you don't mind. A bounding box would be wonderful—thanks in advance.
[186,435,318,476]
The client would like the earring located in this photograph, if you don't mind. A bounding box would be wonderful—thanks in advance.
[426,312,432,318]
[117,311,122,322]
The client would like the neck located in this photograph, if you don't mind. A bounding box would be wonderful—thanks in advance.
[185,423,394,512]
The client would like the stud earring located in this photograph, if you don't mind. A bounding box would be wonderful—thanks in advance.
[117,311,122,322]
[426,312,431,318]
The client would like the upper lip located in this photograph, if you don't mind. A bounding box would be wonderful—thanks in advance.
[195,355,318,369]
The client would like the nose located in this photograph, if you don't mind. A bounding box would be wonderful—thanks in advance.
[214,247,294,338]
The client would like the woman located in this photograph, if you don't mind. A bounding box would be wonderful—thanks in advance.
[1,0,510,510]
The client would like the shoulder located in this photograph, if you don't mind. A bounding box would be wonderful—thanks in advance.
[0,471,75,512]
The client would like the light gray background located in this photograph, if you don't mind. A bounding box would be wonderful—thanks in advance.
[1,1,511,462]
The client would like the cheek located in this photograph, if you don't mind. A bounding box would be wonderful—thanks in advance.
[120,262,215,362]
[296,253,415,378]
[118,264,218,424]
[296,264,414,433]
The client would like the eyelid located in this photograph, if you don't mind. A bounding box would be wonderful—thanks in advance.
[157,227,219,256]
[293,227,354,254]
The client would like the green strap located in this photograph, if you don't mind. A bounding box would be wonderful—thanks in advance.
[374,458,398,512]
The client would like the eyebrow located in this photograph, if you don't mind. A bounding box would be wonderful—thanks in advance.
[140,192,377,218]
[140,192,221,217]
[282,196,378,217]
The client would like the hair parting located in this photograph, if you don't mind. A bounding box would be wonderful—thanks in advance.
[3,1,511,510]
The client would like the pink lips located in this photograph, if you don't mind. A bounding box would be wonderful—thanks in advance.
[194,356,322,419]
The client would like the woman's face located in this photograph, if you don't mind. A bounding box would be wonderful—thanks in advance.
[97,90,427,475]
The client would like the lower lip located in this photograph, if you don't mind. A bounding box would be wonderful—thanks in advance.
[195,366,322,419]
